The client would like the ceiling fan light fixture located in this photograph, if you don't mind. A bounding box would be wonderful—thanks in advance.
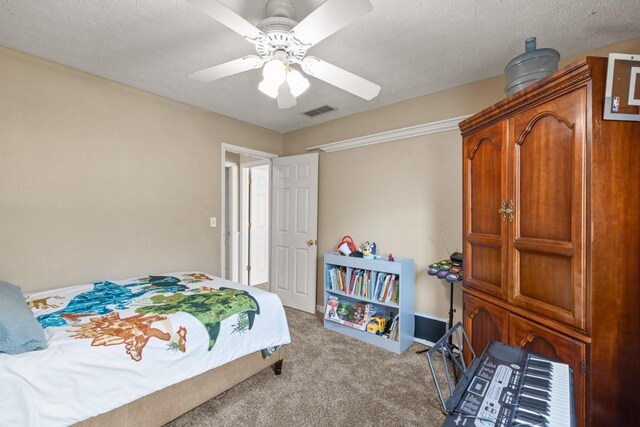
[258,59,287,98]
[287,68,310,97]
[187,0,380,106]
[258,80,280,98]
[262,59,287,85]
[277,80,297,109]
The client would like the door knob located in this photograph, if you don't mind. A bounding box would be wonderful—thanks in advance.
[307,239,317,246]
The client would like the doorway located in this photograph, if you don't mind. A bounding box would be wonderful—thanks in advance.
[221,146,319,314]
[221,144,277,288]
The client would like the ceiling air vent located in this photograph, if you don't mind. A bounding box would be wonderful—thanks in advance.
[303,105,337,117]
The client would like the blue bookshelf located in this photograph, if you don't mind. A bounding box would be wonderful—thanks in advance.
[323,252,415,354]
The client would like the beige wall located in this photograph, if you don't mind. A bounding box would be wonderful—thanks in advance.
[239,154,264,164]
[0,46,282,293]
[310,131,465,320]
[283,36,640,322]
[2,33,639,312]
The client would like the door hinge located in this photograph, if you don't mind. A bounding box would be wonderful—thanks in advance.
[581,360,587,375]
[248,221,251,229]
[248,177,252,186]
[246,265,251,272]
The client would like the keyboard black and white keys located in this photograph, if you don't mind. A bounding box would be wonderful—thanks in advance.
[441,341,575,427]
[515,354,574,427]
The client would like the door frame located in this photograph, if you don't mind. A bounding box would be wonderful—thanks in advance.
[220,143,278,287]
[224,161,239,282]
[240,160,270,286]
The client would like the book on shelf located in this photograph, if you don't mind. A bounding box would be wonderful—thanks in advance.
[327,267,377,300]
[348,269,371,298]
[388,314,400,341]
[373,273,400,304]
[326,266,347,292]
[324,295,375,331]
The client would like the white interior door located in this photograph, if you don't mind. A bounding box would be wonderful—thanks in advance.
[249,164,269,286]
[270,153,319,313]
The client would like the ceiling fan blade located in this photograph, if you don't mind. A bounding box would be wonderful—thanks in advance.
[290,0,372,47]
[187,0,263,40]
[277,82,297,109]
[189,56,263,82]
[301,57,380,100]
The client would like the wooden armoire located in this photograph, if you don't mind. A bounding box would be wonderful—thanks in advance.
[459,56,640,427]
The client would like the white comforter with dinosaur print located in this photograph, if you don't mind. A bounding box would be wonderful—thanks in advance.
[0,272,291,426]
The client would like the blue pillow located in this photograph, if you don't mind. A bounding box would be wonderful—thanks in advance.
[0,281,48,354]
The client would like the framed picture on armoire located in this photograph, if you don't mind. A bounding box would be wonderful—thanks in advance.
[604,53,640,121]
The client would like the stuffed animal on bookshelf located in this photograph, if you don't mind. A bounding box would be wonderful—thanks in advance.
[362,241,376,259]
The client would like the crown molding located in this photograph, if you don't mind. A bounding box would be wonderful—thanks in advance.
[306,115,471,153]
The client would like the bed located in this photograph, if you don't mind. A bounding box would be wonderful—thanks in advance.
[0,272,291,426]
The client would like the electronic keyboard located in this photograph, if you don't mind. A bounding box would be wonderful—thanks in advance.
[442,341,575,427]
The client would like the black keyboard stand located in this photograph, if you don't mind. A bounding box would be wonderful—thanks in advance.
[426,322,477,414]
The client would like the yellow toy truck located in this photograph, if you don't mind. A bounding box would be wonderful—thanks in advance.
[367,314,387,334]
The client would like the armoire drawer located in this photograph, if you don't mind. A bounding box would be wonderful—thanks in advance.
[462,292,508,364]
[509,313,586,427]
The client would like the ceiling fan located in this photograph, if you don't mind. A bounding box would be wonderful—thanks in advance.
[187,0,381,109]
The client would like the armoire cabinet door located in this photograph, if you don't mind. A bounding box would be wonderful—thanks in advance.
[508,88,586,329]
[509,314,585,427]
[462,293,508,364]
[463,121,508,300]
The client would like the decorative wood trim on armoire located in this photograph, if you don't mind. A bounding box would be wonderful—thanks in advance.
[459,56,640,427]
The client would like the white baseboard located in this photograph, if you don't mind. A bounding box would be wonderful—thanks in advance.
[413,337,437,347]
[414,310,448,324]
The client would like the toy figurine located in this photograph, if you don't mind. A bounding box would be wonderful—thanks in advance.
[326,298,338,319]
[362,241,376,259]
[337,303,348,319]
[352,305,364,324]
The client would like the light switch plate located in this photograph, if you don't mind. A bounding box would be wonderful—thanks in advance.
[210,217,217,228]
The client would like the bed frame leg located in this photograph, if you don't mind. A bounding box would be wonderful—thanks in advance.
[273,359,283,375]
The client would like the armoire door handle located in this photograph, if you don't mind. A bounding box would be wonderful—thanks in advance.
[499,200,507,221]
[498,200,515,222]
[506,200,514,223]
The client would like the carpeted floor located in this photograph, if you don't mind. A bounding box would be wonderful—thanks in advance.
[167,307,448,426]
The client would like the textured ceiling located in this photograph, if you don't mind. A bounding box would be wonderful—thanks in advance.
[1,0,639,133]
